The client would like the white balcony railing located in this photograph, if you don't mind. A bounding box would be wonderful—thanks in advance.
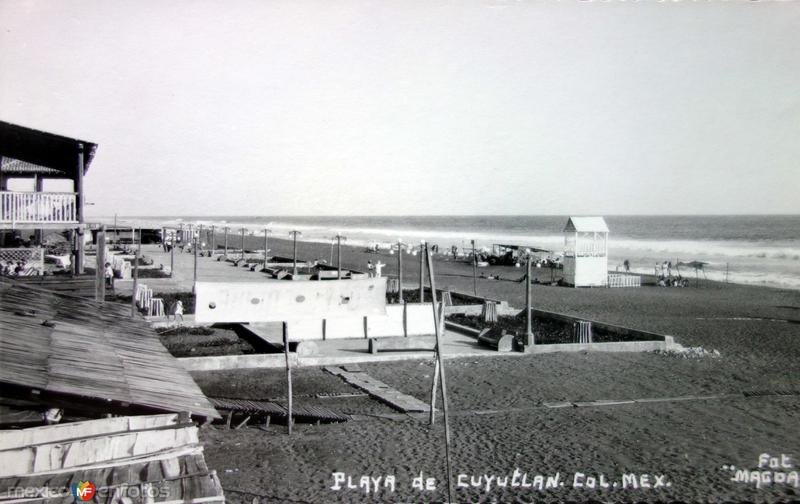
[0,191,78,224]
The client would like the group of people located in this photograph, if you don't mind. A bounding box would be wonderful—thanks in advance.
[535,256,561,269]
[366,260,385,277]
[655,260,689,287]
[656,260,674,279]
[0,260,29,277]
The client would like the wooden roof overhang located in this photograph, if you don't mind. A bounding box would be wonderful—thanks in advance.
[0,120,97,179]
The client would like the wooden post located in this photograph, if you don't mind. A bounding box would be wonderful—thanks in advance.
[290,230,301,276]
[34,175,44,243]
[263,228,271,269]
[428,302,445,425]
[193,232,198,290]
[75,143,85,274]
[223,226,229,258]
[170,232,174,278]
[198,224,204,253]
[397,240,404,303]
[471,239,477,296]
[131,248,139,318]
[429,358,439,424]
[283,322,293,435]
[525,257,534,346]
[241,227,246,261]
[425,247,454,504]
[95,225,106,302]
[210,225,215,254]
[336,233,346,279]
[419,241,425,303]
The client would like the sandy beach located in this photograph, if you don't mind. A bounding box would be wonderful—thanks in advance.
[141,234,800,503]
[4,3,799,502]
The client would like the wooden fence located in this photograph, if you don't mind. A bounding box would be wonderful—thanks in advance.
[607,273,641,288]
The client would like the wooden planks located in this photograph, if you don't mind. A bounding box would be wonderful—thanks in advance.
[325,366,431,413]
[0,413,182,451]
[0,281,219,419]
[209,397,349,424]
[0,426,200,477]
[0,414,224,504]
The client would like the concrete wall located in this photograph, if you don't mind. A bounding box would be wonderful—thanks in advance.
[194,277,387,323]
[281,303,437,341]
[179,353,297,371]
[366,305,406,337]
[528,339,670,354]
[325,316,367,339]
[285,319,324,341]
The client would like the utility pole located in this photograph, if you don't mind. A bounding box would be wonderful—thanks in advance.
[170,231,174,278]
[396,239,404,303]
[240,227,246,261]
[131,247,139,318]
[198,224,204,254]
[263,228,272,269]
[95,225,106,303]
[471,239,477,296]
[525,257,534,346]
[289,230,302,276]
[336,233,346,279]
[193,230,198,291]
[223,226,229,258]
[210,225,215,254]
[419,240,426,303]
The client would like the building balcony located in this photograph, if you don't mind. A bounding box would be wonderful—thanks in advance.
[0,191,79,226]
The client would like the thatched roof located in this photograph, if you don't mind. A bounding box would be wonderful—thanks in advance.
[0,279,219,419]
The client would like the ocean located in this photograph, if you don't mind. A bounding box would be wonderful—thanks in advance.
[112,215,800,290]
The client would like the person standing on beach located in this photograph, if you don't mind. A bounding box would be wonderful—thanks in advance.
[367,260,374,277]
[104,262,114,289]
[173,300,184,322]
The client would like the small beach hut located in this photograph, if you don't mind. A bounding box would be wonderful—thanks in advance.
[562,216,609,287]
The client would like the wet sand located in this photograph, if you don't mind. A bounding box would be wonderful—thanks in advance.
[179,235,799,502]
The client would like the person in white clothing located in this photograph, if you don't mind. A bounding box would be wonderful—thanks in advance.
[173,300,184,322]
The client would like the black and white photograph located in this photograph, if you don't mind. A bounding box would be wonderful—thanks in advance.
[0,1,798,502]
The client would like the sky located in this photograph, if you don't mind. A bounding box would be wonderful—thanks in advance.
[1,0,798,217]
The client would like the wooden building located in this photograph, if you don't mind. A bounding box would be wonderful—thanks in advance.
[0,120,97,274]
[562,216,609,287]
